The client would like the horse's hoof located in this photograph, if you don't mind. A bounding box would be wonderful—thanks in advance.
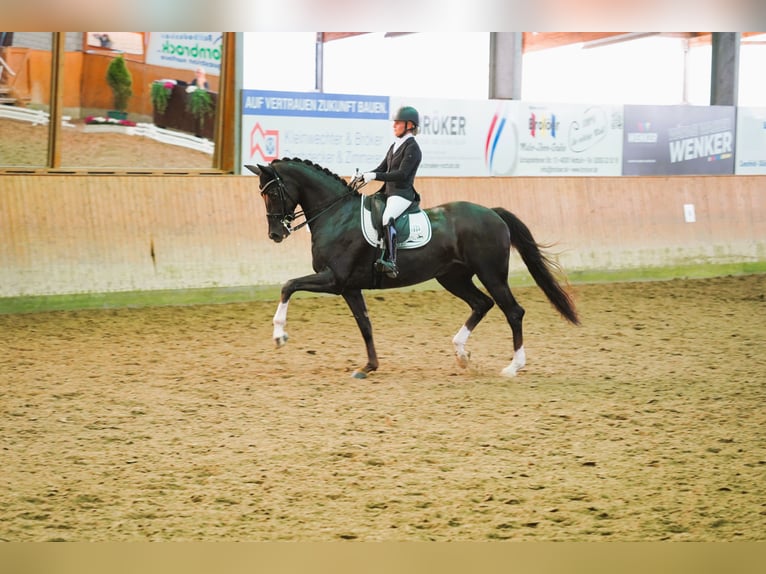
[352,364,377,379]
[274,334,289,347]
[455,351,471,368]
[500,363,523,377]
[501,348,526,377]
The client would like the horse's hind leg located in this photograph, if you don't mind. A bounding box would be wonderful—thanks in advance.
[476,272,526,377]
[437,271,495,368]
[341,289,379,379]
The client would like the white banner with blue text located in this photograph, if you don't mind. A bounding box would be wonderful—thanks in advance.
[242,90,624,177]
[735,107,766,175]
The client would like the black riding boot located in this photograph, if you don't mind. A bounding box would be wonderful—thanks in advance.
[375,220,398,278]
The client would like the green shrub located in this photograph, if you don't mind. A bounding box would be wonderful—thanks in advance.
[150,81,173,115]
[185,88,214,132]
[106,55,133,112]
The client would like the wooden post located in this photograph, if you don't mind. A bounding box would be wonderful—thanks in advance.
[46,32,65,168]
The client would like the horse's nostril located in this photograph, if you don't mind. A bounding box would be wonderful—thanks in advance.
[269,233,283,242]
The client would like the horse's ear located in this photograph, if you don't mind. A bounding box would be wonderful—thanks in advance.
[244,164,261,175]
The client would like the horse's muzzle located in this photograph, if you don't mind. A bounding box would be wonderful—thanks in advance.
[269,232,284,243]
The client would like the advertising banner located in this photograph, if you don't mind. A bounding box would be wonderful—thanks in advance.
[361,96,622,176]
[241,89,391,176]
[623,105,736,175]
[734,107,766,175]
[146,32,223,76]
[513,102,624,176]
[86,32,144,55]
[242,91,623,177]
[389,96,522,176]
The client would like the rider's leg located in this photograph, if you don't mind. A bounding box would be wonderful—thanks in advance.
[381,219,398,272]
[376,196,411,278]
[381,195,412,226]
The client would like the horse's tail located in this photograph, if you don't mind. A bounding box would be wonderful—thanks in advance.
[492,207,580,325]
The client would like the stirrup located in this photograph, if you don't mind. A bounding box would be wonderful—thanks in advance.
[375,258,399,278]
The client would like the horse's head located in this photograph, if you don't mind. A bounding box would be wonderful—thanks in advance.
[245,163,299,243]
[246,158,357,242]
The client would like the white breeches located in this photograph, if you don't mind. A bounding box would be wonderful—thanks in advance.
[381,195,413,225]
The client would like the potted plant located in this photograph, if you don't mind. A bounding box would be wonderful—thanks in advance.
[105,54,133,120]
[150,80,175,123]
[185,86,214,137]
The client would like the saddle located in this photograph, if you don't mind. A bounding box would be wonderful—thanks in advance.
[361,193,432,249]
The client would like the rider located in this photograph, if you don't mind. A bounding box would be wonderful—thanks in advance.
[361,105,422,278]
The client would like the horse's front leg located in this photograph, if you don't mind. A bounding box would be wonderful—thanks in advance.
[272,300,290,347]
[341,290,379,379]
[271,268,338,347]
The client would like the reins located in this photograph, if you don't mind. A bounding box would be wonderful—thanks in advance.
[291,191,353,232]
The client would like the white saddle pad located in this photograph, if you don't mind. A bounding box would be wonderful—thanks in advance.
[360,200,432,249]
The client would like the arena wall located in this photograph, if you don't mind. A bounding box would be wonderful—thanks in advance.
[1,175,764,298]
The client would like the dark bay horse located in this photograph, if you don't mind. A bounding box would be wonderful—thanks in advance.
[247,158,579,378]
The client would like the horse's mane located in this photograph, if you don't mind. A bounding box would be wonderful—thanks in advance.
[273,157,360,196]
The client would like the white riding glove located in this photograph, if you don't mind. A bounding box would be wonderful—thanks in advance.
[363,172,377,183]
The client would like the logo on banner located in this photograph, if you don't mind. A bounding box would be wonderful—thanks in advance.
[568,106,609,152]
[485,105,519,175]
[627,120,659,143]
[529,112,559,138]
[421,114,467,136]
[250,123,279,161]
[667,118,733,164]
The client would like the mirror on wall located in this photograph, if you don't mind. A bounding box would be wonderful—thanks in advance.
[0,32,223,170]
[0,32,53,168]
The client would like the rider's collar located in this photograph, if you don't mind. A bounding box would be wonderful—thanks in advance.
[393,132,413,153]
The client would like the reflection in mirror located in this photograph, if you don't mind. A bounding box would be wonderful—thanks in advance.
[0,32,53,168]
[59,32,222,169]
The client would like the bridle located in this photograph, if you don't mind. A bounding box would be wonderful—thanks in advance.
[259,171,297,234]
[259,168,356,235]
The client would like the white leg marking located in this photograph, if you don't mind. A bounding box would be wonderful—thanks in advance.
[452,325,472,368]
[272,301,289,346]
[501,345,526,377]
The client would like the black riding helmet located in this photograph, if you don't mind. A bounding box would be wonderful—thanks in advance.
[394,106,419,130]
